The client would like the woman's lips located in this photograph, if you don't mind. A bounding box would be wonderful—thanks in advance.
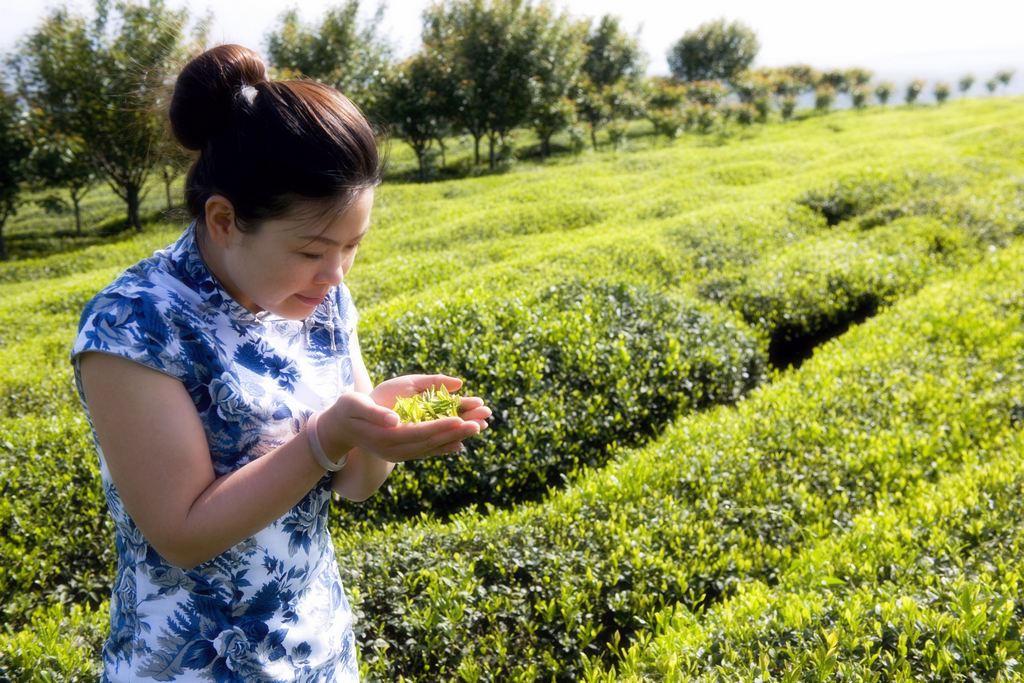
[295,293,326,306]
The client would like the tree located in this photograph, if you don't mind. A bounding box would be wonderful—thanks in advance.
[0,78,32,260]
[995,69,1015,91]
[875,81,894,105]
[376,53,454,179]
[265,1,393,117]
[814,84,835,113]
[778,64,818,94]
[905,79,925,105]
[958,74,975,95]
[525,3,587,158]
[667,18,758,84]
[151,14,211,217]
[24,122,96,236]
[9,0,190,231]
[851,85,870,110]
[575,14,646,150]
[818,69,850,94]
[933,82,951,105]
[422,0,544,169]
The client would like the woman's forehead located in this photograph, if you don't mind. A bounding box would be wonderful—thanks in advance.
[275,190,373,240]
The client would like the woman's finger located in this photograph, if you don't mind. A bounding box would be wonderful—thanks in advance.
[456,396,484,411]
[369,416,468,449]
[458,406,491,422]
[413,374,463,393]
[434,440,466,455]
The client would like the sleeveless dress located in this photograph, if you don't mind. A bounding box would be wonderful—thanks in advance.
[70,222,361,682]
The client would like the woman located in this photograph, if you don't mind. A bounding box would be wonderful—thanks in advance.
[70,44,490,681]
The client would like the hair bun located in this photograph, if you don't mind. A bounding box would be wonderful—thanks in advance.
[169,44,269,151]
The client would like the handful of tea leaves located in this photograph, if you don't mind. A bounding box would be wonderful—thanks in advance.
[393,385,463,423]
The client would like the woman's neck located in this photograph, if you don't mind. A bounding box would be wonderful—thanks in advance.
[194,223,260,313]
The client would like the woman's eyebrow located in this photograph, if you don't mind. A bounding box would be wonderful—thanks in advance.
[298,235,342,246]
[298,228,369,246]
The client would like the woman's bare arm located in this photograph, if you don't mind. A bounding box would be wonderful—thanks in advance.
[330,330,396,501]
[79,352,333,569]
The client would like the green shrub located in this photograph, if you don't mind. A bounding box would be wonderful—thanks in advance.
[600,432,1024,681]
[0,602,107,682]
[346,279,767,522]
[0,412,115,629]
[724,216,972,365]
[333,243,1024,681]
[796,170,958,227]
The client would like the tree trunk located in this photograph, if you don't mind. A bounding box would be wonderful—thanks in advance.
[436,137,447,168]
[164,169,173,213]
[416,147,427,181]
[541,134,551,158]
[0,221,6,261]
[488,133,497,170]
[73,195,83,236]
[590,125,598,151]
[473,135,481,167]
[126,181,142,232]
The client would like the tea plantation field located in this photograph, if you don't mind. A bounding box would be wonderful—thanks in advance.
[2,98,1023,680]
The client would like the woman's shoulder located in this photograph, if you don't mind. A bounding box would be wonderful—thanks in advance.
[70,245,206,376]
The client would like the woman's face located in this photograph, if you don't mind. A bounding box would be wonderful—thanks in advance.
[221,188,374,320]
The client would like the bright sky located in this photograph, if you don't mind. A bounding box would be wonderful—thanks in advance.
[3,0,1022,87]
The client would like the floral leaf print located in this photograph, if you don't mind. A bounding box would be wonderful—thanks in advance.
[264,353,299,391]
[71,224,362,680]
[234,340,268,374]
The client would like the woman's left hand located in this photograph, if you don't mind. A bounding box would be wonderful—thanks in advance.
[369,374,491,431]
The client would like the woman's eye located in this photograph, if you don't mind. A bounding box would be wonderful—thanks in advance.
[299,252,323,260]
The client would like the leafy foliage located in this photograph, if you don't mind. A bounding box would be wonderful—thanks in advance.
[349,279,766,522]
[337,244,1024,680]
[265,0,393,116]
[2,98,1024,681]
[667,18,760,84]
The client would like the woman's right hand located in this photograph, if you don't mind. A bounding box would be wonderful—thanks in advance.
[316,391,481,464]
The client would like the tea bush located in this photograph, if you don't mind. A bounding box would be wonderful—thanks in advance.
[796,170,959,227]
[346,279,767,522]
[723,215,972,365]
[3,98,1024,680]
[598,433,1024,681]
[0,411,114,629]
[0,601,108,682]
[326,244,1024,681]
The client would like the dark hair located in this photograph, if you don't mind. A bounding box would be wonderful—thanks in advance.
[169,44,382,231]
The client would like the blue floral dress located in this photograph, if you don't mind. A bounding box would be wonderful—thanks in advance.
[70,222,361,682]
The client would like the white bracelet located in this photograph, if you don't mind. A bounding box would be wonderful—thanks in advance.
[306,410,348,472]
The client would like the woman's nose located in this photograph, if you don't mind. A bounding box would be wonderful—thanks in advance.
[315,263,344,286]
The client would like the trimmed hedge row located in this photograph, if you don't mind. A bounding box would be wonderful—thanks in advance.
[0,602,107,682]
[322,243,1024,681]
[0,225,179,285]
[599,432,1024,681]
[344,279,766,522]
[796,169,959,227]
[704,176,1024,366]
[0,410,114,630]
[720,215,970,366]
[9,238,1018,680]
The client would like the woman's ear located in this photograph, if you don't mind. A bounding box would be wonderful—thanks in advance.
[204,195,237,247]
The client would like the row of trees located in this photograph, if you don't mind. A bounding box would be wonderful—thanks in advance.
[0,0,1019,259]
